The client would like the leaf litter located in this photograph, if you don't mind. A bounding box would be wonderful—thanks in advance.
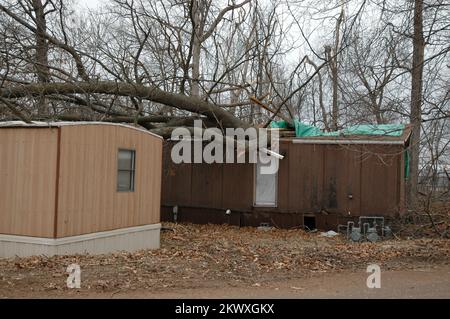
[0,222,448,296]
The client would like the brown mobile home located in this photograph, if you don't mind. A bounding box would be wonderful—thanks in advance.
[161,127,411,230]
[0,122,162,257]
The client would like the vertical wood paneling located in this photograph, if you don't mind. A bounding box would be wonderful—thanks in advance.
[288,144,324,212]
[360,145,401,215]
[277,141,290,210]
[160,140,405,220]
[161,141,193,206]
[398,150,406,215]
[222,161,253,210]
[191,162,223,207]
[0,128,57,237]
[57,125,162,237]
[348,145,362,216]
[323,145,361,215]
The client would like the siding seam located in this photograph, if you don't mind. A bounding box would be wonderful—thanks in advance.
[53,127,61,238]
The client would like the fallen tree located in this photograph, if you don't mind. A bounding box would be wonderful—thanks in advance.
[0,81,250,129]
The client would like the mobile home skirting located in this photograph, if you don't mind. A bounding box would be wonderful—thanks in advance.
[0,224,161,258]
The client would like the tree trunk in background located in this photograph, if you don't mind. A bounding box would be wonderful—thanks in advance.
[328,5,344,131]
[330,55,339,130]
[408,0,425,208]
[191,40,201,97]
[32,0,50,116]
[306,56,329,131]
[190,0,202,97]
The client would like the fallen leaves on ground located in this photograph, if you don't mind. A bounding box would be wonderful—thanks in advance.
[0,222,448,296]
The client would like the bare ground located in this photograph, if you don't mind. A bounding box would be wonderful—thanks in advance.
[0,223,449,298]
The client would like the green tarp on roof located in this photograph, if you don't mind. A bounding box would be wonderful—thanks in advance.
[271,120,409,178]
[270,120,405,138]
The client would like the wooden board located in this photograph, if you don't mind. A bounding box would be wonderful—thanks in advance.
[288,144,324,213]
[161,141,193,206]
[360,145,402,216]
[191,163,223,207]
[222,161,254,210]
[323,144,362,216]
[276,141,290,210]
[0,128,58,237]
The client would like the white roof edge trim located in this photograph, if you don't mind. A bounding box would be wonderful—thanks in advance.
[292,139,405,145]
[0,121,163,140]
[260,147,284,160]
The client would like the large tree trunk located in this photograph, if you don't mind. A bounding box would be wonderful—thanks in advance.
[330,58,339,131]
[190,0,202,97]
[306,56,329,131]
[32,0,50,116]
[408,0,425,208]
[188,0,250,97]
[191,37,201,97]
[0,81,249,129]
[0,3,89,81]
[329,6,344,131]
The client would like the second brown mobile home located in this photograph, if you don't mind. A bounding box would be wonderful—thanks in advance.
[161,126,411,230]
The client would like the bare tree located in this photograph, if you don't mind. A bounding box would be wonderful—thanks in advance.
[325,2,345,131]
[408,0,426,206]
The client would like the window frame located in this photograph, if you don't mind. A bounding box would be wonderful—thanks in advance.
[117,149,136,192]
[253,159,278,208]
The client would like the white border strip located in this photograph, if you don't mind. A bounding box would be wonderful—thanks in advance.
[0,223,161,246]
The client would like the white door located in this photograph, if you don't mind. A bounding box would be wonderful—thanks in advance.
[254,159,277,206]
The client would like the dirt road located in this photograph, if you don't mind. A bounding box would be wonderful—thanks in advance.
[132,266,450,299]
[3,265,449,299]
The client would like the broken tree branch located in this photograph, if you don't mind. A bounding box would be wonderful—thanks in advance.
[250,96,293,125]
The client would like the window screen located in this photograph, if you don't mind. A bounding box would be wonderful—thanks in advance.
[254,159,277,206]
[117,149,135,192]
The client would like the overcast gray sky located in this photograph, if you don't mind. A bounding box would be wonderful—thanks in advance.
[70,0,341,67]
[77,0,103,9]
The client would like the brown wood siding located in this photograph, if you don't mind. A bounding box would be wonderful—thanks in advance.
[56,125,162,237]
[161,140,405,221]
[288,144,324,212]
[222,162,253,209]
[398,150,406,215]
[0,128,58,237]
[161,141,253,211]
[360,145,402,216]
[191,162,223,207]
[162,142,192,206]
[323,145,361,216]
[276,141,290,210]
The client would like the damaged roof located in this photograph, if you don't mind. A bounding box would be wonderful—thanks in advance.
[274,124,412,145]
